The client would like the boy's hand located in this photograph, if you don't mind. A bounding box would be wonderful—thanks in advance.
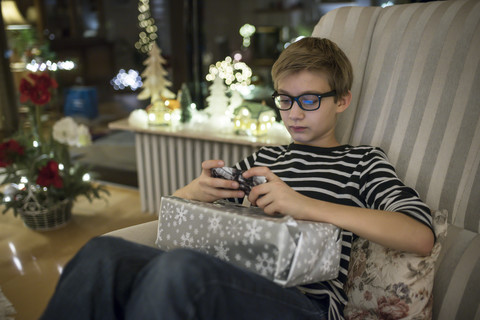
[173,160,245,202]
[243,167,312,220]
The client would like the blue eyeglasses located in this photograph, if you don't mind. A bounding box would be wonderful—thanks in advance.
[272,90,337,111]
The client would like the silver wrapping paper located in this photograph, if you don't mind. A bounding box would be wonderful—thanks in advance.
[156,196,341,287]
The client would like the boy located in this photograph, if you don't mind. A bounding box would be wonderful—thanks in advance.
[41,38,434,320]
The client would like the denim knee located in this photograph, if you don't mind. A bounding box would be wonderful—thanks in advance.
[81,236,118,253]
[124,249,227,319]
[73,236,123,262]
[154,248,233,290]
[161,249,214,278]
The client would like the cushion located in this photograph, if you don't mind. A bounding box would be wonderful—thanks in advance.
[344,209,448,320]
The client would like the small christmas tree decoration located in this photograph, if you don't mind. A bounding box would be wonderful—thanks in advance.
[204,76,229,117]
[138,42,175,102]
[179,83,193,123]
[137,42,175,126]
[203,76,233,133]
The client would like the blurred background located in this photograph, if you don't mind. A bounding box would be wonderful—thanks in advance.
[0,0,438,186]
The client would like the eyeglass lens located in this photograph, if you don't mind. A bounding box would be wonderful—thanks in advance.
[273,94,321,110]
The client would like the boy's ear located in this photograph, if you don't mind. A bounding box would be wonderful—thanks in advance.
[336,90,352,114]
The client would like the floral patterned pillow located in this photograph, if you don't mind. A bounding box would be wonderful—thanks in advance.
[344,210,448,320]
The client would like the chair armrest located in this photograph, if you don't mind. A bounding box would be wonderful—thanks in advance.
[105,220,158,248]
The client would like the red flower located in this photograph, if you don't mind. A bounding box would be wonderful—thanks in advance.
[30,86,51,105]
[19,73,58,106]
[36,160,63,188]
[34,73,58,90]
[19,77,35,103]
[0,139,25,167]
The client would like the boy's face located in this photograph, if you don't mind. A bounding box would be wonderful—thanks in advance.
[277,70,350,148]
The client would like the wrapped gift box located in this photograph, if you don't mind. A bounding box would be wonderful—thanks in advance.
[156,196,341,287]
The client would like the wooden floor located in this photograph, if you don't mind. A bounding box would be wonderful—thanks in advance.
[0,184,157,320]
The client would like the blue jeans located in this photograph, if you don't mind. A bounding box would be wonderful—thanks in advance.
[41,236,328,320]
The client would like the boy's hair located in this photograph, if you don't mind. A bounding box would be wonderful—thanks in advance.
[271,37,353,100]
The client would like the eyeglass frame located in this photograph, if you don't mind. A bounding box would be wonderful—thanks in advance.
[271,90,337,111]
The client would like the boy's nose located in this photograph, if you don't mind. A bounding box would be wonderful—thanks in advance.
[288,101,305,119]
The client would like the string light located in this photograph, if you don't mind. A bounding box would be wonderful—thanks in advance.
[206,56,252,91]
[110,69,143,91]
[135,0,158,54]
[26,59,75,72]
[239,24,256,48]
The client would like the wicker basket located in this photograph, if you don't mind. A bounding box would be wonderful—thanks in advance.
[18,199,73,231]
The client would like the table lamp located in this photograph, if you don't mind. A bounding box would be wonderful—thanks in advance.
[1,0,29,30]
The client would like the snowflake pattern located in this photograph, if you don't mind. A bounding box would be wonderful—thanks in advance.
[208,214,222,233]
[180,232,194,248]
[226,217,243,238]
[156,197,342,286]
[306,247,320,267]
[255,252,276,276]
[196,236,210,252]
[162,202,175,220]
[244,220,262,244]
[156,228,163,242]
[214,241,230,261]
[321,259,333,273]
[175,205,188,225]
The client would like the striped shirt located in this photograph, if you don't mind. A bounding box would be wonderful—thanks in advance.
[232,143,433,320]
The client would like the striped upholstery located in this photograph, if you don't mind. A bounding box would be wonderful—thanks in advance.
[434,225,480,320]
[312,1,480,319]
[312,6,381,145]
[353,1,480,233]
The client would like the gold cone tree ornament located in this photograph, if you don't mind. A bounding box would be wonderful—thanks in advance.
[137,42,176,126]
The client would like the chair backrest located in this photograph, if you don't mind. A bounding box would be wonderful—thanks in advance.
[313,0,480,233]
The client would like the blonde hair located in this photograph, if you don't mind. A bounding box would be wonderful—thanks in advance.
[271,37,353,100]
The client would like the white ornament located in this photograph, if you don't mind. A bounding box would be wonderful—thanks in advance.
[128,109,148,128]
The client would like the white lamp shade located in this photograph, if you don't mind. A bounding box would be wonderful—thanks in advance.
[1,0,28,27]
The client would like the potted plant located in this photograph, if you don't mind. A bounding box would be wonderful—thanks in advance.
[0,72,109,230]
